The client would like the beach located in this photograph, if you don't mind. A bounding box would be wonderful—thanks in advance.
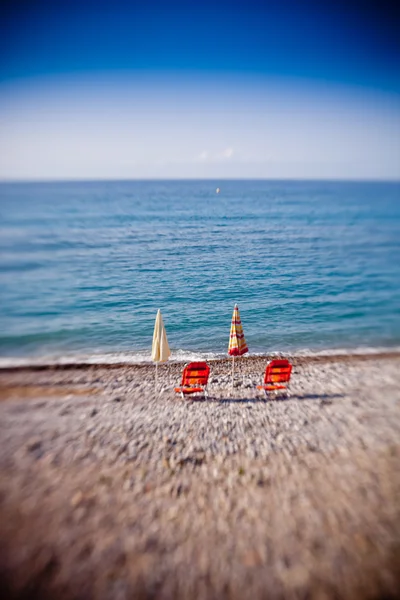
[0,352,399,599]
[2,0,400,596]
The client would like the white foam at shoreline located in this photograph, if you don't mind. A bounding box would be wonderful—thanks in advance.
[0,345,400,369]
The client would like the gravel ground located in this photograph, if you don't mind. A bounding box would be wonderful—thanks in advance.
[0,354,399,600]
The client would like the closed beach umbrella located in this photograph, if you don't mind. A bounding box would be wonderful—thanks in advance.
[228,304,248,386]
[152,309,171,388]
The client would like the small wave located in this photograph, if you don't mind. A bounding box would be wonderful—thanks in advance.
[291,345,400,357]
[0,345,399,369]
[0,348,225,368]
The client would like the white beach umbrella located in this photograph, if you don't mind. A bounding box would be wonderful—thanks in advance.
[151,309,171,388]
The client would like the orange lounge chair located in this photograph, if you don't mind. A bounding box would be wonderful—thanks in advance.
[175,362,210,399]
[257,359,292,398]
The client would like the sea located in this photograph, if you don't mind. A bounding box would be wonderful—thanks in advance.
[0,179,399,366]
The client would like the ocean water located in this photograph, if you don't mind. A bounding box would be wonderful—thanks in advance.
[0,180,399,365]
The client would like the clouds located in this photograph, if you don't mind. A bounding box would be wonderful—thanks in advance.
[0,73,399,180]
[197,147,235,162]
[219,147,234,159]
[198,151,208,161]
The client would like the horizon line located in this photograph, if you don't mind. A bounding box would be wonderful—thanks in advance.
[1,176,400,185]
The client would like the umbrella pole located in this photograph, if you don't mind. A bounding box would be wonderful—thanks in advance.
[155,362,158,391]
[231,356,235,388]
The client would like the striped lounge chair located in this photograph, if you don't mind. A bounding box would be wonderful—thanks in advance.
[174,362,210,399]
[257,359,292,398]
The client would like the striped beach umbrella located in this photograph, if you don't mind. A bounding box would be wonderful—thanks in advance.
[151,309,171,388]
[228,304,248,386]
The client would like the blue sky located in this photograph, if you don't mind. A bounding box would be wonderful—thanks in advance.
[1,0,399,180]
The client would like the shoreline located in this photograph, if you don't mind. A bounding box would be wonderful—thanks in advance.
[1,348,400,373]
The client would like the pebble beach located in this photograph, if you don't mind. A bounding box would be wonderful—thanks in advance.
[0,352,399,599]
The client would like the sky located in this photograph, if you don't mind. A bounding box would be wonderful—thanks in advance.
[0,0,399,180]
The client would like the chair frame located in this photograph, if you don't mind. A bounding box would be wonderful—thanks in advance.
[174,361,210,399]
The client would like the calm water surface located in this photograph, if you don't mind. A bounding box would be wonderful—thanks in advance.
[0,180,399,363]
